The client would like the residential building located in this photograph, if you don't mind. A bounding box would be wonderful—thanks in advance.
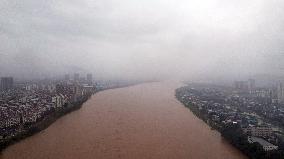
[243,125,272,137]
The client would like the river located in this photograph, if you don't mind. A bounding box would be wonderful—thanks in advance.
[0,82,247,159]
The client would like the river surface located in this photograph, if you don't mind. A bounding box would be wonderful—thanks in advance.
[1,82,247,159]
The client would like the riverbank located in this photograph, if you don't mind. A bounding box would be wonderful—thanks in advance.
[0,82,142,153]
[175,86,284,159]
[0,94,92,152]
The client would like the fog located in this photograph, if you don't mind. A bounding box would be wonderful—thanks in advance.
[1,0,284,81]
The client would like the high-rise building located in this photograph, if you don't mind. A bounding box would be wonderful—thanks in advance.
[64,74,70,81]
[74,73,80,82]
[277,82,284,104]
[87,74,93,85]
[248,79,256,91]
[234,81,248,91]
[1,77,14,91]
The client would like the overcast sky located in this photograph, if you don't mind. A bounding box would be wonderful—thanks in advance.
[0,0,284,81]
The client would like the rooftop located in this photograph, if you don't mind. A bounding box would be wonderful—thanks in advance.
[248,137,276,147]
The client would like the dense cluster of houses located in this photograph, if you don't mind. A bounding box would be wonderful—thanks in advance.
[177,85,282,152]
[0,82,94,139]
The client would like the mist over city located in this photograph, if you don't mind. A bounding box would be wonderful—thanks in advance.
[1,1,284,159]
[1,0,284,81]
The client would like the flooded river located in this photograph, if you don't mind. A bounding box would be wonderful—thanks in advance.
[1,82,247,159]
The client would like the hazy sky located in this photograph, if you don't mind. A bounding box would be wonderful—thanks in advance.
[0,0,284,80]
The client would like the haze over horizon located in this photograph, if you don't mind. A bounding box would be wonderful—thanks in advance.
[1,0,284,81]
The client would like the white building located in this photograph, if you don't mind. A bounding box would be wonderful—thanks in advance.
[52,95,63,108]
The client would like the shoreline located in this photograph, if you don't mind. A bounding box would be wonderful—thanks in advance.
[0,83,142,153]
[175,85,284,159]
[175,87,249,158]
[0,94,91,152]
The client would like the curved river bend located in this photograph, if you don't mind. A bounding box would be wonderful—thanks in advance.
[1,82,247,159]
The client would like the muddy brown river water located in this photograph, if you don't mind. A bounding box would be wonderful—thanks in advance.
[1,82,247,159]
